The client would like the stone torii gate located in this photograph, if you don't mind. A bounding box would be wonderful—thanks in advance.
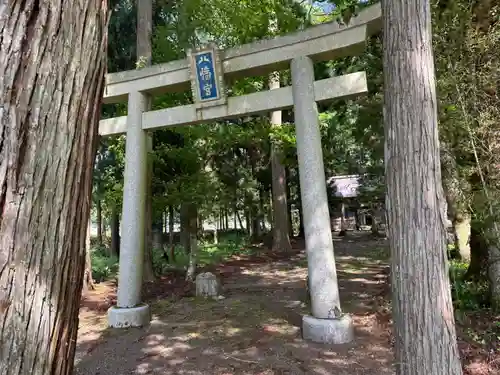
[99,4,381,344]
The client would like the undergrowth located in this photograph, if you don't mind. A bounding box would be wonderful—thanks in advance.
[90,232,253,282]
[91,246,119,282]
[449,260,490,311]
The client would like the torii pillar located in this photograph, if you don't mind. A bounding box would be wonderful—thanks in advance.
[291,56,354,344]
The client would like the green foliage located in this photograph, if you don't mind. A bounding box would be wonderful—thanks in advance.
[450,261,490,311]
[91,247,119,283]
[153,232,254,274]
[98,1,500,313]
[92,233,253,281]
[99,0,387,231]
[434,0,500,235]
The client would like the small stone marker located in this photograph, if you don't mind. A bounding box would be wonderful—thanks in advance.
[195,272,220,298]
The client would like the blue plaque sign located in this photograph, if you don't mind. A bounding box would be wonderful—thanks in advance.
[188,44,226,108]
[195,52,219,101]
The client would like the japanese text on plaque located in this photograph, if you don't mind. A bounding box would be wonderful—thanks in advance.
[195,52,219,101]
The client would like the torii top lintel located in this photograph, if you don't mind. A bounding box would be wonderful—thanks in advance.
[102,3,381,104]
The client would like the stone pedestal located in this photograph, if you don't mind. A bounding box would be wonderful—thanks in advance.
[108,90,151,328]
[108,304,151,328]
[291,56,353,344]
[302,315,354,344]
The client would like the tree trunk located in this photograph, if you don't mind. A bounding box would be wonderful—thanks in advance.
[137,0,155,283]
[185,204,198,281]
[214,215,219,244]
[168,205,175,247]
[487,241,500,311]
[258,185,266,233]
[371,204,382,236]
[96,198,103,247]
[0,2,108,374]
[136,0,152,66]
[236,210,244,231]
[245,209,252,236]
[83,218,95,293]
[268,13,291,251]
[110,205,120,257]
[180,203,191,254]
[286,167,294,237]
[464,225,488,281]
[102,219,108,241]
[142,241,156,283]
[224,208,229,230]
[152,218,164,252]
[251,212,260,240]
[198,213,204,236]
[382,1,463,374]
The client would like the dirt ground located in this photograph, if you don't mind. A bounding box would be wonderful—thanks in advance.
[75,233,499,375]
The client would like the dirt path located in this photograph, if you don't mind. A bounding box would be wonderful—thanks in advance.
[75,234,394,375]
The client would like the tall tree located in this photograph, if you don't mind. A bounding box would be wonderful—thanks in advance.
[137,0,156,282]
[0,1,108,374]
[269,13,291,252]
[382,1,462,374]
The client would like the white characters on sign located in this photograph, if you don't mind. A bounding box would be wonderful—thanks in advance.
[199,66,212,81]
[197,55,210,64]
[203,83,213,96]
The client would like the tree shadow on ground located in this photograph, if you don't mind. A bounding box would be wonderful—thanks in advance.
[76,232,395,375]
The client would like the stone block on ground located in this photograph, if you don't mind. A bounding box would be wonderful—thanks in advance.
[196,272,220,297]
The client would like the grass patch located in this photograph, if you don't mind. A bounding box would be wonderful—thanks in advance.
[371,246,390,261]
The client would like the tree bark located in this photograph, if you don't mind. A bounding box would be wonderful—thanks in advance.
[110,205,120,257]
[487,241,500,311]
[214,214,219,244]
[285,167,294,237]
[0,2,108,374]
[258,184,266,233]
[142,234,156,282]
[137,0,155,283]
[180,203,191,254]
[382,1,463,374]
[371,204,383,236]
[185,204,198,282]
[224,207,229,230]
[464,225,488,281]
[269,73,292,250]
[233,203,237,229]
[152,217,164,252]
[236,210,244,231]
[96,198,103,247]
[245,209,251,236]
[168,205,175,248]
